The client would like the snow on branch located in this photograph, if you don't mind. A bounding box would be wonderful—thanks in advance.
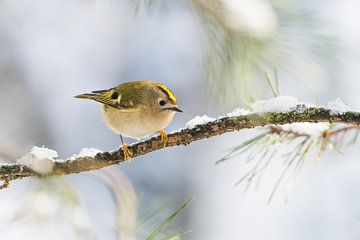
[0,97,359,190]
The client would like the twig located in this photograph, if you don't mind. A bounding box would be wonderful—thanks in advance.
[0,106,359,189]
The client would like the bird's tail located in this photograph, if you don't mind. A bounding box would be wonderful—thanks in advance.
[74,89,119,108]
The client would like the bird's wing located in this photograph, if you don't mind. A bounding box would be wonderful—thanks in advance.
[75,87,143,111]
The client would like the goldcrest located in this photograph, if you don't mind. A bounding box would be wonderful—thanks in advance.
[75,80,182,160]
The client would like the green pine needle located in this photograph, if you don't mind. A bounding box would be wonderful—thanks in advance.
[265,68,281,97]
[146,197,193,240]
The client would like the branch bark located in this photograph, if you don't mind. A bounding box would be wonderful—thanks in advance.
[1,106,359,188]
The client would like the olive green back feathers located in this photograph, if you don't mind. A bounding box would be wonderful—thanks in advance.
[75,80,177,110]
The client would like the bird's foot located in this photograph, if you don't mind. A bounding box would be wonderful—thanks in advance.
[121,143,132,161]
[159,130,168,146]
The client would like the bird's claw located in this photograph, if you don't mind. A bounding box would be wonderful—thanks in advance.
[121,143,132,161]
[159,130,168,146]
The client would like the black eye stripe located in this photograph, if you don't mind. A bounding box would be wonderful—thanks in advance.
[111,92,119,99]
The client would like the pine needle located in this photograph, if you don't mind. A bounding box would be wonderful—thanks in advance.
[146,197,193,240]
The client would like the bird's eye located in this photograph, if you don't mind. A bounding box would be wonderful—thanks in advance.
[159,100,166,106]
[111,92,119,99]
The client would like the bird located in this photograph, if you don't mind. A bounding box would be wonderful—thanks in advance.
[75,80,182,160]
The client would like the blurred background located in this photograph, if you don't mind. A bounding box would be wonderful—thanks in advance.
[0,0,360,239]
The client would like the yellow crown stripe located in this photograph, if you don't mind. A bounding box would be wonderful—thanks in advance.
[157,83,177,104]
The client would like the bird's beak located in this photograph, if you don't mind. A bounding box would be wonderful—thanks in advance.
[169,107,183,112]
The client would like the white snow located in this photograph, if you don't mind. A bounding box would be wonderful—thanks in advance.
[186,115,216,129]
[221,0,278,38]
[26,146,58,160]
[226,108,252,117]
[327,99,352,115]
[251,96,300,113]
[17,146,58,174]
[69,148,102,161]
[15,146,102,173]
[280,122,330,137]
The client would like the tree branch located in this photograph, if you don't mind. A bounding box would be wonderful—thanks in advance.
[1,106,359,188]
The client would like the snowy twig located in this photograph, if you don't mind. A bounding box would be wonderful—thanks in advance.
[0,105,359,189]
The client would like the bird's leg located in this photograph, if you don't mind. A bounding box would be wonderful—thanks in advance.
[159,130,168,146]
[120,135,132,161]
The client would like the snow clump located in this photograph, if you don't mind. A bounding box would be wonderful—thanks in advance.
[327,99,352,115]
[69,148,102,161]
[252,96,300,113]
[186,115,216,129]
[17,146,58,174]
[226,108,252,117]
